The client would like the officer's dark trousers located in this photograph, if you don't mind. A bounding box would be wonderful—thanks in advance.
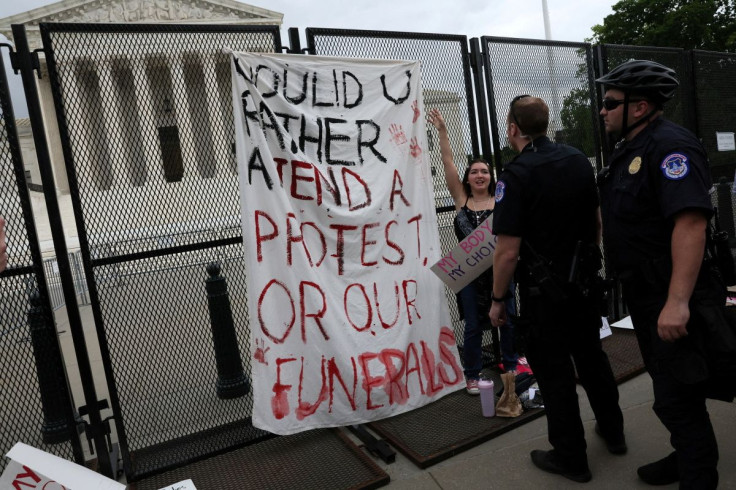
[623,278,719,490]
[521,288,624,471]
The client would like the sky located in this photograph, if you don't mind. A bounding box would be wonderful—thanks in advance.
[0,0,615,45]
[248,0,615,44]
[0,0,617,114]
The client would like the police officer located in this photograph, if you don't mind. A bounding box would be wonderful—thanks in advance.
[596,60,725,488]
[489,95,625,483]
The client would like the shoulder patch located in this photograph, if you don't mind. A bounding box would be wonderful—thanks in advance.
[660,153,690,180]
[494,181,506,202]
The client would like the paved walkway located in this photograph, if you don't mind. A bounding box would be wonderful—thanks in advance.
[371,372,736,489]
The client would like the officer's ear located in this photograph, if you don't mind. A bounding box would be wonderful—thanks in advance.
[631,99,652,118]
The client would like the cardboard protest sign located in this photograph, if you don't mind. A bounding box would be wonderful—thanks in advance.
[0,442,125,489]
[231,52,464,435]
[431,214,496,293]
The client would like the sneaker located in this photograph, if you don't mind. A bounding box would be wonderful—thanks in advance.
[594,422,627,455]
[530,449,592,483]
[465,379,480,395]
[637,452,679,485]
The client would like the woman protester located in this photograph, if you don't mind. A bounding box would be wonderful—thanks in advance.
[428,109,518,394]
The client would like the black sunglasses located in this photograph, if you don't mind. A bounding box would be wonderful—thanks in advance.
[601,98,644,111]
[510,94,531,127]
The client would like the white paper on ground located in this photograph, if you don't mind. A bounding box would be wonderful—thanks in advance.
[600,317,613,339]
[1,442,125,490]
[611,315,634,330]
[158,479,197,490]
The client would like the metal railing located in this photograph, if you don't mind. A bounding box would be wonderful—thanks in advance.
[42,251,89,310]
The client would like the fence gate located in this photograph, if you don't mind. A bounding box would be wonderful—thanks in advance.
[479,37,638,318]
[33,23,284,481]
[0,44,84,473]
[306,27,484,353]
[688,49,736,183]
[480,37,601,172]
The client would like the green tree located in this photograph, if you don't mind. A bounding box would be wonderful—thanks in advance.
[590,0,736,52]
[559,53,599,159]
[561,86,596,157]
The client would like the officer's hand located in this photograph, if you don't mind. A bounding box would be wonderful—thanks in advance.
[657,300,689,342]
[489,301,506,327]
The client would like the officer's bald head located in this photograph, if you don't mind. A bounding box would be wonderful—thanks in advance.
[508,96,549,138]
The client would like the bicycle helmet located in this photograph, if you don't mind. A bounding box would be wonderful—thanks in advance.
[596,59,679,103]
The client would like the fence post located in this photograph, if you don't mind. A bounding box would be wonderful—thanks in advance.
[469,38,492,162]
[288,27,302,54]
[12,24,113,476]
[206,262,249,399]
[28,290,77,444]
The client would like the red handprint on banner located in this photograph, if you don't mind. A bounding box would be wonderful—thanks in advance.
[389,123,407,146]
[411,100,420,123]
[254,338,270,365]
[410,137,422,158]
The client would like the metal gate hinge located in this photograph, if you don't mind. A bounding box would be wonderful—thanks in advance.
[31,49,43,79]
[6,46,42,79]
[78,398,110,416]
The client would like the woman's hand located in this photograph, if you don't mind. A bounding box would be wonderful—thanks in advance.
[428,109,447,132]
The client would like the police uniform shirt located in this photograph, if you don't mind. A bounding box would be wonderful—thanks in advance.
[598,118,713,271]
[493,136,599,278]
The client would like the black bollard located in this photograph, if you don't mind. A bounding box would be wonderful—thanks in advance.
[205,262,249,399]
[716,177,736,247]
[28,290,75,444]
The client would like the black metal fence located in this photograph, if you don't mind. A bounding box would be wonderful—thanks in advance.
[691,50,736,182]
[35,23,285,480]
[3,19,736,484]
[0,44,84,474]
[482,37,601,172]
[43,251,89,310]
[305,27,490,369]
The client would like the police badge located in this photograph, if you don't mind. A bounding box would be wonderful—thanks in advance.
[629,156,642,174]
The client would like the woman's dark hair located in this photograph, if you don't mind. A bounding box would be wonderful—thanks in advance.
[461,158,495,198]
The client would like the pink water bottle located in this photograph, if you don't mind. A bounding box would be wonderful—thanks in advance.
[478,379,495,417]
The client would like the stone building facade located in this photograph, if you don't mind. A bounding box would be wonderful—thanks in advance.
[0,0,283,194]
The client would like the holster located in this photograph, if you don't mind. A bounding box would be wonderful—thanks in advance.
[520,242,568,302]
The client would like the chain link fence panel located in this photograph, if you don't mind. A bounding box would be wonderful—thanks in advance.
[306,27,495,364]
[0,48,83,473]
[39,23,282,480]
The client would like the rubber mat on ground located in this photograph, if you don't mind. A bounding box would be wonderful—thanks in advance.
[368,330,645,469]
[602,328,646,383]
[128,428,389,490]
[367,370,544,469]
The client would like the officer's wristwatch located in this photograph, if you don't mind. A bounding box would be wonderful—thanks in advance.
[491,292,509,303]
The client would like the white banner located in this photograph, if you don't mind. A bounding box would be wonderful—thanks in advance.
[231,52,463,435]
